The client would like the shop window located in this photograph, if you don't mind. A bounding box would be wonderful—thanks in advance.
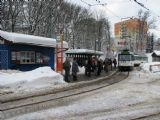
[20,51,35,64]
[11,51,21,64]
[36,52,50,64]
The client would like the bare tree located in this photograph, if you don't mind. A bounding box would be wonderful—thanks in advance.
[1,0,111,53]
[136,9,156,52]
[1,0,24,32]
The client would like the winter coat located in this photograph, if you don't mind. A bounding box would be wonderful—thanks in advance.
[113,59,117,65]
[63,60,71,71]
[72,61,79,74]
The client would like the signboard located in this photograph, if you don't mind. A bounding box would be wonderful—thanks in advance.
[116,39,129,50]
[56,34,64,74]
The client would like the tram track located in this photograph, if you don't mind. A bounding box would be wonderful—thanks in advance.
[132,112,160,120]
[0,71,118,103]
[0,71,129,119]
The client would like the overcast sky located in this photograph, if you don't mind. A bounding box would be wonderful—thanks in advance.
[65,0,160,38]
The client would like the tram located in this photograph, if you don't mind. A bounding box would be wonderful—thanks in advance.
[65,49,103,66]
[134,53,148,67]
[118,49,134,71]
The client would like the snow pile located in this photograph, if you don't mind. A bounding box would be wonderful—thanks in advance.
[0,67,66,91]
[78,66,85,74]
[128,62,160,84]
[141,62,160,73]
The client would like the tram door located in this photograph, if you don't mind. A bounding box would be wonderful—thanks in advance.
[0,50,8,70]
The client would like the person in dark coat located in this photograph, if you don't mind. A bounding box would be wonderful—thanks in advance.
[108,58,113,71]
[85,58,92,77]
[104,58,109,72]
[72,57,79,81]
[113,58,117,69]
[97,60,102,76]
[63,58,71,82]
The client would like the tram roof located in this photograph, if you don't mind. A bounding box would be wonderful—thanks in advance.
[134,53,147,57]
[65,49,103,55]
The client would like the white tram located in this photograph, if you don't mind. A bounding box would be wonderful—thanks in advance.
[134,54,148,66]
[118,49,134,71]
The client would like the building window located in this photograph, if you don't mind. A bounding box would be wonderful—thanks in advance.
[36,52,50,64]
[20,51,35,64]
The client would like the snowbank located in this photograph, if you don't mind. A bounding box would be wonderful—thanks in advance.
[0,67,65,85]
[0,67,66,92]
[128,62,160,84]
[141,62,160,73]
[78,66,85,74]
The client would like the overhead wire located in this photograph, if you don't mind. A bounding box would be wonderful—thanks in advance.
[94,0,122,19]
[81,0,159,21]
[132,0,149,10]
[80,0,92,6]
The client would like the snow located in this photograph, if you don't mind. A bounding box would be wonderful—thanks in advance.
[3,61,160,120]
[0,30,68,48]
[57,41,69,49]
[153,50,160,56]
[78,66,85,74]
[6,63,160,120]
[65,49,104,55]
[0,67,66,92]
[146,53,152,62]
[141,62,160,74]
[0,30,56,47]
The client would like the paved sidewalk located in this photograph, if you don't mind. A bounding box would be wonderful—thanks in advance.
[67,69,116,83]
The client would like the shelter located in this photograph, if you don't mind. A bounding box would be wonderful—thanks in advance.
[152,50,160,62]
[65,49,103,66]
[0,30,68,71]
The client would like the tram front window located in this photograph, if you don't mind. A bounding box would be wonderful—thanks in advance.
[119,55,132,61]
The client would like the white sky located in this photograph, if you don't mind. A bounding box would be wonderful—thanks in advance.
[65,0,160,38]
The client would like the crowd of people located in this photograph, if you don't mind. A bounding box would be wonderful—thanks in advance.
[63,57,117,82]
[85,57,117,77]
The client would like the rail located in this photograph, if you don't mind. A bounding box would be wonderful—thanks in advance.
[0,71,128,119]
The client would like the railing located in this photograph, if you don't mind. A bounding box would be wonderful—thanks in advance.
[149,64,160,73]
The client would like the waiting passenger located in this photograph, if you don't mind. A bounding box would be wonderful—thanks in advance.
[104,58,109,72]
[63,58,71,82]
[85,58,92,77]
[91,57,97,72]
[72,57,79,81]
[113,58,117,69]
[97,60,102,76]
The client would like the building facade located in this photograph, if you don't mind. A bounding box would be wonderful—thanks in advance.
[0,30,68,71]
[115,18,148,52]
